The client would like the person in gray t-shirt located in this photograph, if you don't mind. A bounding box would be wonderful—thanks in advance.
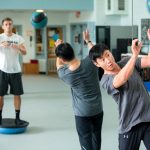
[55,37,103,150]
[88,29,150,150]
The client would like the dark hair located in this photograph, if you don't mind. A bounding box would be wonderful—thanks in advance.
[89,44,109,62]
[55,43,75,61]
[2,17,13,25]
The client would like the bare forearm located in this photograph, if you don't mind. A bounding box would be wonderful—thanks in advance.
[87,41,94,50]
[141,53,150,68]
[113,55,137,88]
[11,44,27,55]
[56,57,64,70]
[83,30,94,50]
[113,38,141,88]
[19,45,27,55]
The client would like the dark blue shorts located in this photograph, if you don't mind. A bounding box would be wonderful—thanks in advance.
[0,70,24,96]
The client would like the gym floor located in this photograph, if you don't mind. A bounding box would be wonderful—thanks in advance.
[0,75,145,150]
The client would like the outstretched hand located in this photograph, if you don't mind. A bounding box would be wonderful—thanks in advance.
[55,39,63,47]
[83,30,90,43]
[131,39,142,57]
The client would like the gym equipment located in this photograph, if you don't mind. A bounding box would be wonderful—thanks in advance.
[31,11,48,29]
[0,118,29,134]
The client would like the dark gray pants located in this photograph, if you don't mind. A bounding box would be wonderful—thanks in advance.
[119,122,150,150]
[75,112,103,150]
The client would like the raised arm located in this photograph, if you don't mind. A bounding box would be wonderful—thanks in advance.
[113,39,142,88]
[55,39,64,70]
[141,29,150,68]
[56,57,64,70]
[83,30,94,50]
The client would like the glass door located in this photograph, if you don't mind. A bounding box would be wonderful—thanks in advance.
[96,26,110,48]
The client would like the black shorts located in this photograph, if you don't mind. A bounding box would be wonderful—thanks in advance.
[0,70,24,96]
[119,122,150,150]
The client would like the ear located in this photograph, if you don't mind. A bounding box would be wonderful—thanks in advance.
[59,58,64,63]
[2,25,4,30]
[60,58,66,64]
[93,61,101,67]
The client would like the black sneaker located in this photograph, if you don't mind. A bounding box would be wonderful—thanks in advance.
[15,119,26,125]
[0,117,1,125]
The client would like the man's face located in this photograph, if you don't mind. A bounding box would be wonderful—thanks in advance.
[2,20,13,33]
[94,50,116,71]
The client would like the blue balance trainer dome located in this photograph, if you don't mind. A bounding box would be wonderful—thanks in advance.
[31,11,48,29]
[0,118,29,134]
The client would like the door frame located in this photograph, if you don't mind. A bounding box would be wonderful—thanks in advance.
[46,25,66,74]
[35,25,66,75]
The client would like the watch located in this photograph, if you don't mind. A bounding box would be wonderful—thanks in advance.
[87,41,92,44]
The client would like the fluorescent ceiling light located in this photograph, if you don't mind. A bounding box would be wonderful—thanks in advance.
[36,10,44,12]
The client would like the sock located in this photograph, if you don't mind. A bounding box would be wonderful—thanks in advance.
[15,110,20,120]
[0,110,2,124]
[0,110,2,119]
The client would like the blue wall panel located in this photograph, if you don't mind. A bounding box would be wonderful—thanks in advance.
[0,0,93,11]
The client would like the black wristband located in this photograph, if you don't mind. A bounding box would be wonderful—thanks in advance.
[87,41,91,44]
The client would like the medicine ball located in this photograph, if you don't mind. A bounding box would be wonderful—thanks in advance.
[31,12,48,29]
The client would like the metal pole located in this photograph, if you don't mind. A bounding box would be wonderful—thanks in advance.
[132,0,134,40]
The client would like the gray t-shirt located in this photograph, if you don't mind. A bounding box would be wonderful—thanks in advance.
[58,56,103,117]
[101,57,150,134]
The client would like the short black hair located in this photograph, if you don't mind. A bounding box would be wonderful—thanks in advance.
[2,17,13,25]
[89,44,109,62]
[55,43,75,61]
